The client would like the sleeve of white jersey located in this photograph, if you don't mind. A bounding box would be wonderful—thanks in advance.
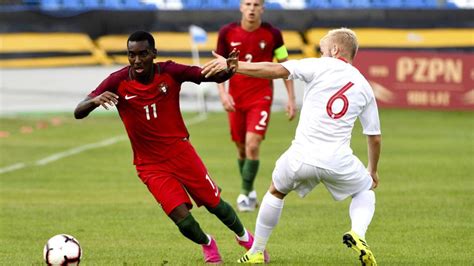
[359,89,381,135]
[281,58,318,83]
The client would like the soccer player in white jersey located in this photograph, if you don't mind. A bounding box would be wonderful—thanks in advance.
[202,27,381,265]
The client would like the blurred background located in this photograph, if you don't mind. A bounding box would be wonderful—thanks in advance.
[0,0,473,114]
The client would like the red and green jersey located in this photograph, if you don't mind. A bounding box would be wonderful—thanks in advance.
[217,22,287,108]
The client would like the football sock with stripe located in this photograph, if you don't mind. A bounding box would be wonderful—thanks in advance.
[241,159,259,195]
[349,190,376,239]
[251,191,284,253]
[206,199,246,237]
[175,214,209,245]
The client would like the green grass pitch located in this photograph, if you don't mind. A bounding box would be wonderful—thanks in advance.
[0,109,472,265]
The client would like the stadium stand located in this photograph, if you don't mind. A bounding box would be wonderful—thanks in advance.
[1,0,471,10]
[0,33,110,68]
[96,31,219,65]
[305,28,474,56]
[281,31,307,59]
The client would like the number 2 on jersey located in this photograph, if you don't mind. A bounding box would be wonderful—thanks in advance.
[326,82,354,119]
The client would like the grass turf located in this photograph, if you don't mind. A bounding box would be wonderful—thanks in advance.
[0,109,472,265]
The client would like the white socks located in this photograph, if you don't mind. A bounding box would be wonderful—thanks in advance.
[250,192,284,253]
[236,228,250,242]
[349,190,376,239]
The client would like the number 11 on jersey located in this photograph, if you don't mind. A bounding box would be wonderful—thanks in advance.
[144,103,157,120]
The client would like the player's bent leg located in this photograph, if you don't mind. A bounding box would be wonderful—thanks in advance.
[342,230,377,266]
[172,206,208,245]
[206,199,245,236]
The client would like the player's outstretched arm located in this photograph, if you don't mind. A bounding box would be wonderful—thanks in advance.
[367,134,381,189]
[202,51,290,79]
[74,91,118,119]
[237,60,290,79]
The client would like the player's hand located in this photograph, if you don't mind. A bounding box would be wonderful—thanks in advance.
[286,98,297,121]
[219,92,236,112]
[369,171,379,189]
[202,50,239,78]
[226,49,239,74]
[92,91,119,110]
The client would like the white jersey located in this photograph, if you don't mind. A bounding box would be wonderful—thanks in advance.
[281,57,381,173]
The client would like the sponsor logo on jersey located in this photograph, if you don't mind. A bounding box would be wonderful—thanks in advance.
[259,40,266,50]
[230,41,242,47]
[125,95,138,100]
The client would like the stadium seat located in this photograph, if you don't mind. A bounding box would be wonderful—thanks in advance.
[40,0,61,10]
[181,0,202,9]
[83,0,100,9]
[96,31,218,65]
[305,28,474,53]
[62,0,83,9]
[305,0,332,8]
[102,0,122,9]
[281,31,307,59]
[0,33,110,68]
[370,0,402,8]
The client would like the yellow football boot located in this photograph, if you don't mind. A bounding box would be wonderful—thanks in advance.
[237,250,265,264]
[343,230,377,266]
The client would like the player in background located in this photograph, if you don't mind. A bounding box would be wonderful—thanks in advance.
[216,0,297,212]
[203,28,381,265]
[74,31,268,264]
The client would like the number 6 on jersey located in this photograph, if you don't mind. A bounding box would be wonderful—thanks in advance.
[326,82,354,119]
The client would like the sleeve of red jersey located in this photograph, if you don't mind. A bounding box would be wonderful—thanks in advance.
[216,25,231,56]
[270,27,289,61]
[88,72,123,98]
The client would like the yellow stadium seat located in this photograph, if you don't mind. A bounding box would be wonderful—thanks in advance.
[281,30,307,60]
[305,28,474,56]
[0,33,110,68]
[96,32,219,66]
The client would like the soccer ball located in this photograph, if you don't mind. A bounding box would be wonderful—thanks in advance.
[43,234,82,265]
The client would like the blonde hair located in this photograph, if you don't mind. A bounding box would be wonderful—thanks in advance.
[323,28,359,60]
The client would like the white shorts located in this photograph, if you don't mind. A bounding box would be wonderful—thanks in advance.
[272,150,373,201]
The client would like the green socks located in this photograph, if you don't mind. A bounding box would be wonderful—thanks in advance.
[207,199,245,237]
[241,159,260,195]
[175,214,209,245]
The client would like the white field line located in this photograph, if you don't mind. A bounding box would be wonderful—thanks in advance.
[0,114,208,175]
[0,163,26,174]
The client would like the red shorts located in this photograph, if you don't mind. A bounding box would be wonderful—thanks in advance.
[136,142,221,215]
[228,100,272,143]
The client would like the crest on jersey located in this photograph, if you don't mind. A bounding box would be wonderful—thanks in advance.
[259,40,266,50]
[159,82,168,95]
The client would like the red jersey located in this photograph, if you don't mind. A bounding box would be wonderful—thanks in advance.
[89,61,228,165]
[217,22,284,108]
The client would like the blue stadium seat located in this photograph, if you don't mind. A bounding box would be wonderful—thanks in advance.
[330,0,351,8]
[62,0,83,9]
[182,0,201,9]
[371,0,402,8]
[83,0,100,9]
[403,0,438,8]
[305,0,333,8]
[351,0,371,8]
[40,0,61,10]
[103,0,122,9]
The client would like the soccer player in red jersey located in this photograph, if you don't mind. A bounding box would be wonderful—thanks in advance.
[74,31,267,264]
[216,0,296,212]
